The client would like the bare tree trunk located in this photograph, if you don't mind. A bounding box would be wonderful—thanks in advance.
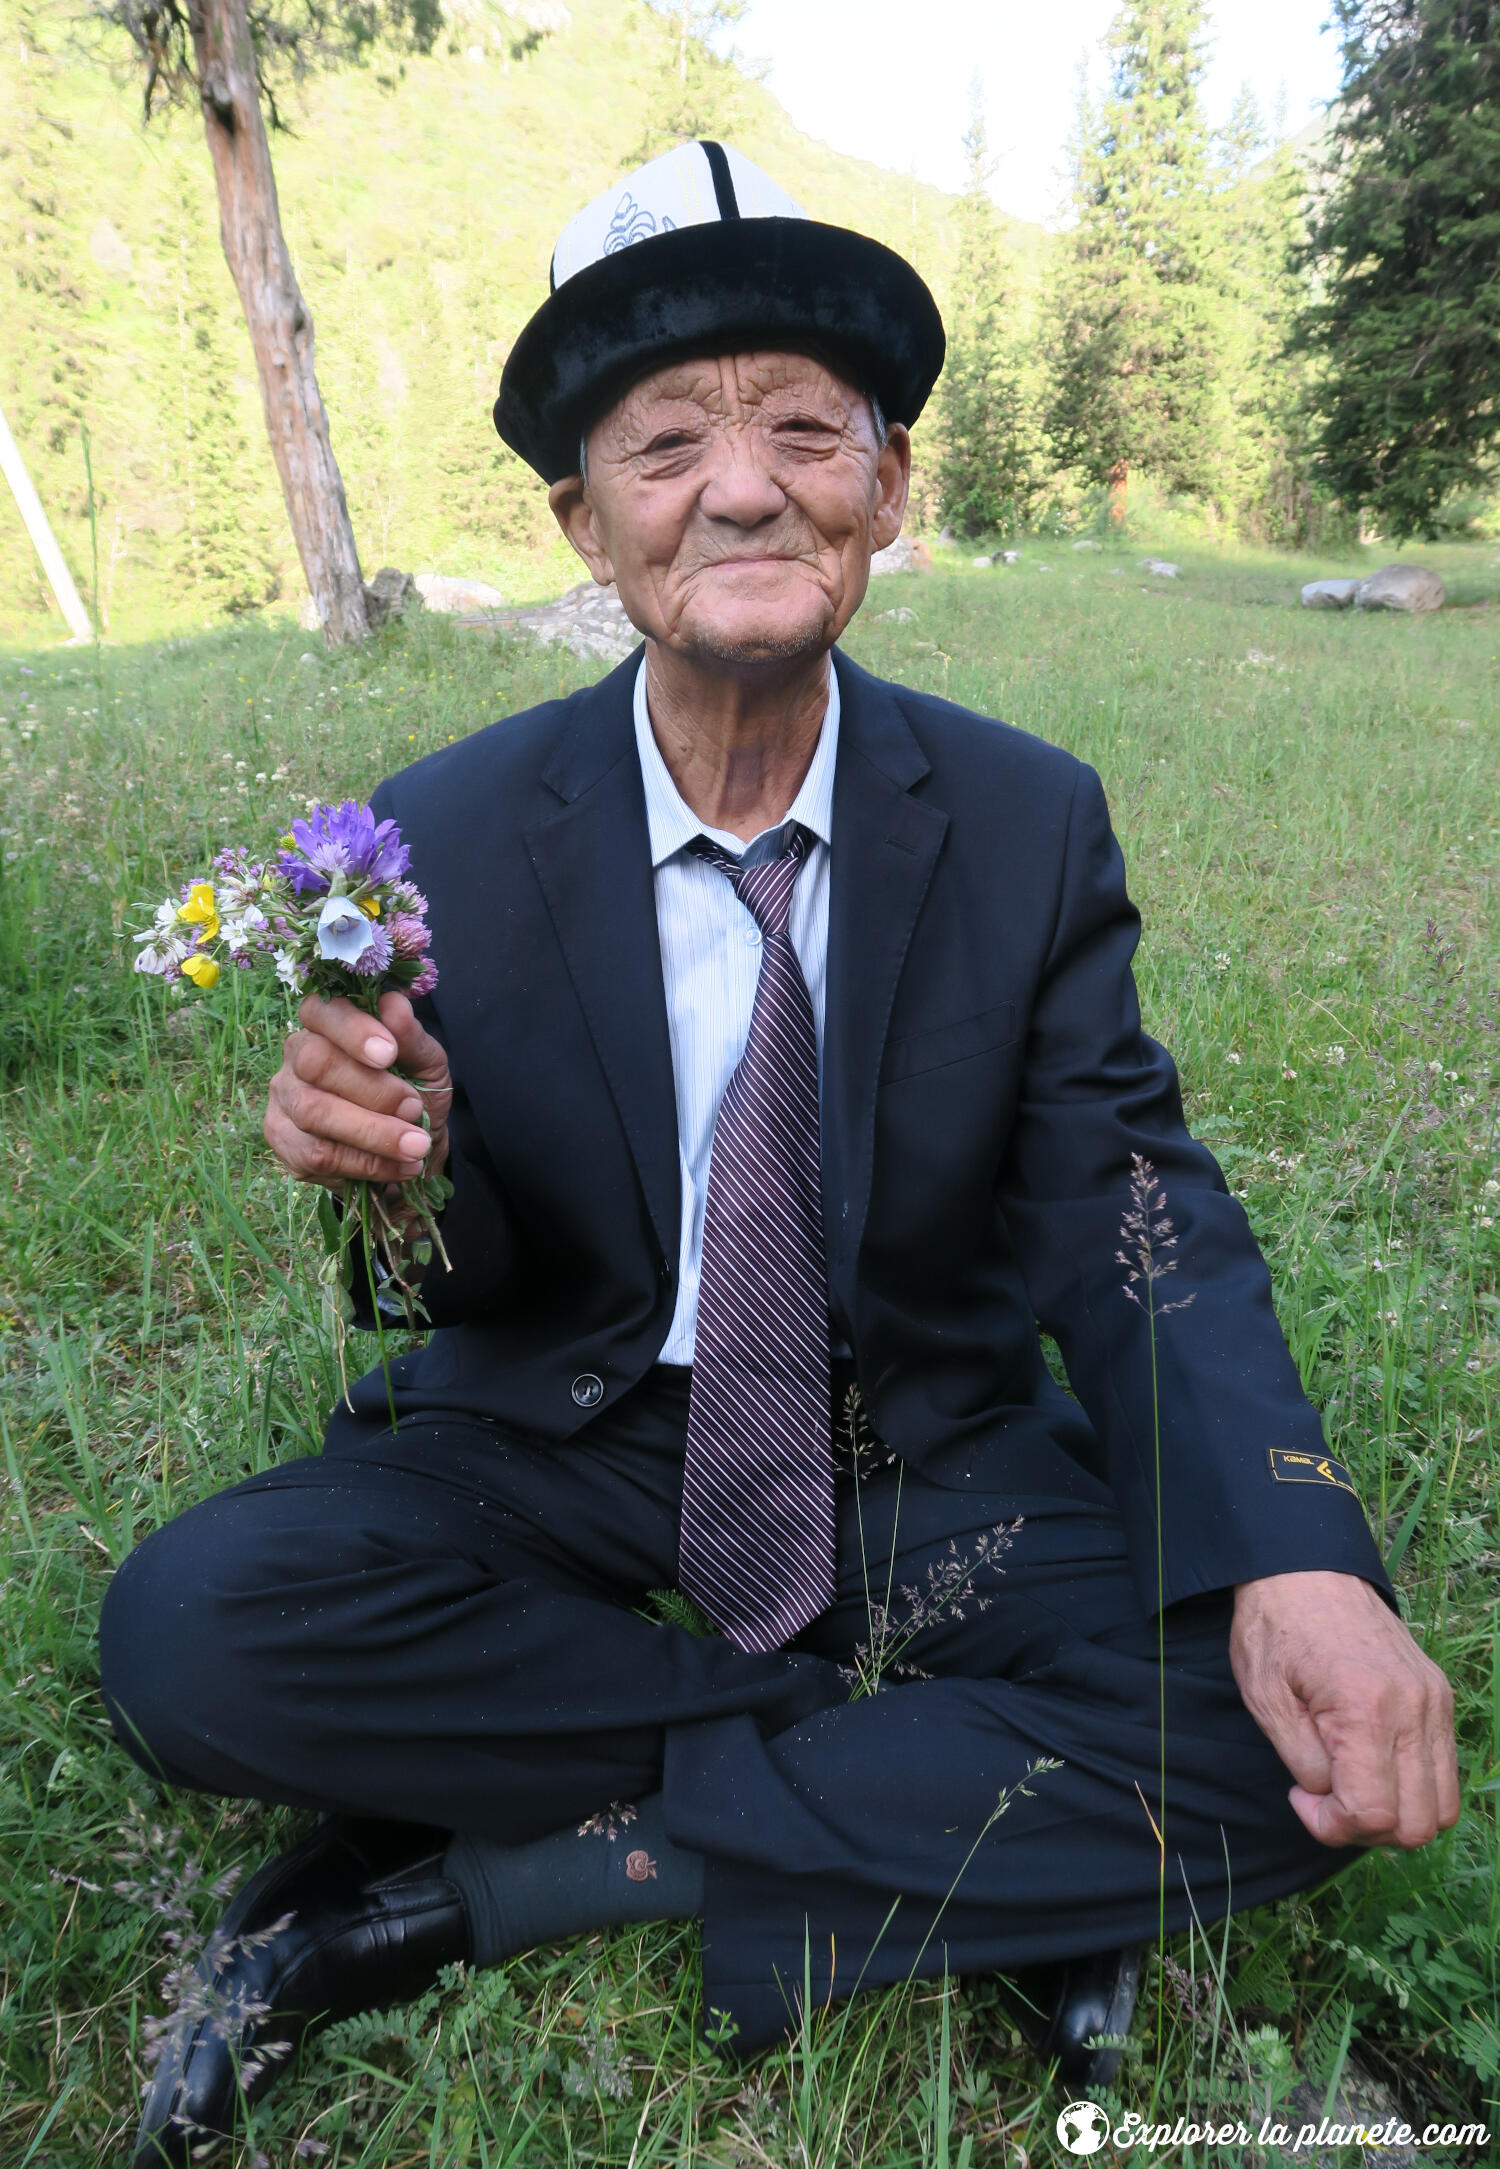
[189,0,369,644]
[1106,458,1128,530]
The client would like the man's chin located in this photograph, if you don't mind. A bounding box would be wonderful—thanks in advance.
[668,608,835,673]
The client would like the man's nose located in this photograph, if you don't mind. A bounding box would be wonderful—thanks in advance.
[696,432,787,527]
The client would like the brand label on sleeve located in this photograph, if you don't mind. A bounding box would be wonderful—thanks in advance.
[1268,1447,1358,1497]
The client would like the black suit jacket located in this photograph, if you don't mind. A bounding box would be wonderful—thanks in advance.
[358,647,1387,1614]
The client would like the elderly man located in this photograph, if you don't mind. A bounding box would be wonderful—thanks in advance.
[103,144,1457,2164]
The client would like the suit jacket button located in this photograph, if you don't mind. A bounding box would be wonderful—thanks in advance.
[571,1373,604,1408]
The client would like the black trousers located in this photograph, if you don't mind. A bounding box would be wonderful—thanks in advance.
[99,1365,1348,2051]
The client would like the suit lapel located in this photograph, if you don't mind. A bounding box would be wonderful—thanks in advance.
[524,653,681,1267]
[823,653,948,1298]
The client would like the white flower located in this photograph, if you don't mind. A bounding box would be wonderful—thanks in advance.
[221,905,269,957]
[274,947,305,990]
[316,895,374,965]
[132,899,192,976]
[1226,1051,1242,1066]
[1325,1045,1347,1066]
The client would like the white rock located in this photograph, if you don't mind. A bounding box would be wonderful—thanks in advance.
[874,605,917,622]
[1000,550,1021,564]
[1301,578,1360,610]
[1141,557,1179,578]
[474,581,638,665]
[869,535,916,575]
[970,554,994,568]
[415,573,507,612]
[1072,539,1102,551]
[1354,562,1444,614]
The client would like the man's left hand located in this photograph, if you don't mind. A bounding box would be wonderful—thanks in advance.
[1230,1569,1460,1849]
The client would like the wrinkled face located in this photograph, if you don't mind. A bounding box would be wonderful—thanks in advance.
[549,350,910,670]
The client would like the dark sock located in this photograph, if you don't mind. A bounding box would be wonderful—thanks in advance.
[444,1792,705,1969]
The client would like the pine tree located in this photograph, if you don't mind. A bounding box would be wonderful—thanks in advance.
[1211,92,1324,540]
[1,11,96,622]
[1046,0,1225,524]
[632,0,749,162]
[1297,0,1500,539]
[171,179,282,614]
[933,112,1044,538]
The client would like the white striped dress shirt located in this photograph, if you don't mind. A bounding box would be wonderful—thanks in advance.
[633,656,839,1365]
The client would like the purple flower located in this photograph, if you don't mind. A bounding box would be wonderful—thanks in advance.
[387,911,430,961]
[349,922,394,979]
[277,801,411,896]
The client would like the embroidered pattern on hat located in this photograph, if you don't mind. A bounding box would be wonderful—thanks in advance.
[1267,1447,1359,1498]
[606,193,677,254]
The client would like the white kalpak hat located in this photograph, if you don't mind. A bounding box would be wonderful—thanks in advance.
[494,140,945,483]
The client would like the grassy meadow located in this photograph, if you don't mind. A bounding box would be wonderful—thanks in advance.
[1,539,1498,2163]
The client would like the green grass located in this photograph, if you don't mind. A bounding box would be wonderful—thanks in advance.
[1,540,1497,2164]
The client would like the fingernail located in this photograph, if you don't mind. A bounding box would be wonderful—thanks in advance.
[399,1131,430,1157]
[364,1036,395,1064]
[398,1098,422,1124]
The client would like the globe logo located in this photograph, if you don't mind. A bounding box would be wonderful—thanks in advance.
[1056,2097,1111,2156]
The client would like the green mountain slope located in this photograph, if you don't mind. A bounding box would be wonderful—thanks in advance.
[1,0,1023,642]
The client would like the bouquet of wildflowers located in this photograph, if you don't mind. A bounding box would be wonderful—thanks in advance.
[133,801,451,1395]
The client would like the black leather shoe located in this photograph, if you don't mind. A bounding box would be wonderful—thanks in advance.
[131,1817,471,2168]
[1009,1944,1143,2088]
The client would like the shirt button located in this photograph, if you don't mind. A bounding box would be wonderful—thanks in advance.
[571,1372,604,1408]
[745,926,762,947]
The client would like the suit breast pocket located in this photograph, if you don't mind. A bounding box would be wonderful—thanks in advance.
[879,1001,1019,1084]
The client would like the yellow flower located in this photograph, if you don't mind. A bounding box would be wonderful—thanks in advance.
[181,953,220,989]
[177,881,219,944]
[359,896,381,918]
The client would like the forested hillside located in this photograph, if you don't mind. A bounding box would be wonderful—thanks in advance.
[1,0,1008,641]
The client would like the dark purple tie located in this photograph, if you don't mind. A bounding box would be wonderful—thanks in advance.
[678,824,837,1654]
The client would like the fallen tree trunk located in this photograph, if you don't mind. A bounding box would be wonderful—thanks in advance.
[189,0,369,644]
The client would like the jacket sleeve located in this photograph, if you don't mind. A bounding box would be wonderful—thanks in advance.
[994,761,1391,1614]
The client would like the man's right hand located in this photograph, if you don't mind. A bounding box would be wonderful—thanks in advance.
[264,991,453,1189]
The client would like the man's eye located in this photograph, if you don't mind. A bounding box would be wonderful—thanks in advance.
[644,432,695,456]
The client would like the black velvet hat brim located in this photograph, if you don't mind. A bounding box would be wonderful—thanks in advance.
[493,217,946,483]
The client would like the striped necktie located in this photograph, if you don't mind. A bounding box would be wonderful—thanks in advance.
[677,824,837,1654]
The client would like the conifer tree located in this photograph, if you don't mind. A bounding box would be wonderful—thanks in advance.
[1212,93,1321,539]
[171,181,281,615]
[1297,0,1500,538]
[633,0,749,161]
[933,111,1043,538]
[1,12,95,622]
[1047,0,1224,524]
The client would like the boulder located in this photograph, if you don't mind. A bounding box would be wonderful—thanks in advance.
[1301,578,1360,610]
[415,573,507,612]
[1354,561,1444,614]
[1072,538,1102,551]
[869,534,930,575]
[364,567,422,624]
[970,553,995,568]
[1141,557,1179,578]
[474,580,638,665]
[999,549,1021,564]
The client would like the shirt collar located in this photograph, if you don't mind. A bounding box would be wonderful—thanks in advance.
[633,653,840,869]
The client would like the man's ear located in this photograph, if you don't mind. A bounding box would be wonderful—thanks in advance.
[870,425,912,555]
[548,474,615,586]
